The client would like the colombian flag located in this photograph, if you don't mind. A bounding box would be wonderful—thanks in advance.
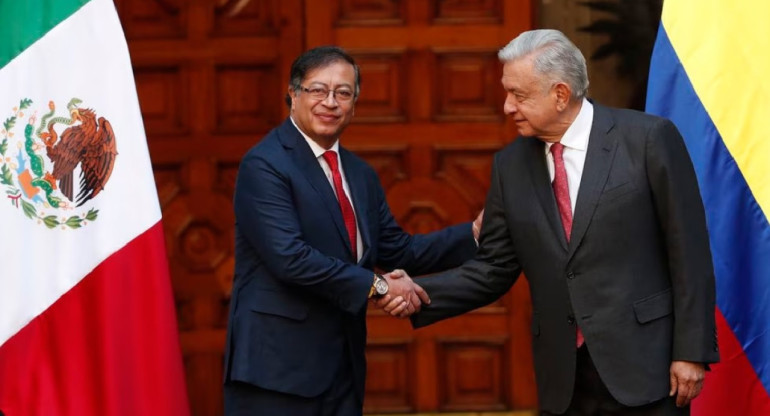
[0,1,190,415]
[646,1,770,415]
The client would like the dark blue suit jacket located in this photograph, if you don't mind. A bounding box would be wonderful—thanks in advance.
[224,118,477,404]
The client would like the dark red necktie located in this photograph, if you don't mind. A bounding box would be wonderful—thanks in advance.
[550,142,584,347]
[323,150,357,259]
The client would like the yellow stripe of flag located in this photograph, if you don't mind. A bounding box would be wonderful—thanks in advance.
[662,0,770,220]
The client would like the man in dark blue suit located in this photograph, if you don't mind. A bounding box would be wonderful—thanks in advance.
[223,46,480,416]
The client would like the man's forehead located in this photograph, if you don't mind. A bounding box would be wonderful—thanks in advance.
[501,59,538,86]
[304,61,355,82]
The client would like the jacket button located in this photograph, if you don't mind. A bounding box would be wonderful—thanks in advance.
[567,315,575,325]
[567,271,575,279]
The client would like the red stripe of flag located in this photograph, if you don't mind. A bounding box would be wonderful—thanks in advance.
[692,309,770,415]
[0,222,189,416]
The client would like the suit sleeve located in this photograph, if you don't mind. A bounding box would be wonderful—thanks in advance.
[234,152,372,315]
[372,174,478,275]
[646,118,718,363]
[411,153,523,328]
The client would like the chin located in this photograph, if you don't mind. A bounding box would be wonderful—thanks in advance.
[516,127,533,137]
[314,122,341,133]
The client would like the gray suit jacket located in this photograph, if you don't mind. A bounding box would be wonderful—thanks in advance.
[412,103,719,413]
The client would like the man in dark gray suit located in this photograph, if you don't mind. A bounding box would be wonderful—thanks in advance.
[379,29,719,415]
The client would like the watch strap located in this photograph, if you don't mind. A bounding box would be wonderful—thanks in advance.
[367,274,378,298]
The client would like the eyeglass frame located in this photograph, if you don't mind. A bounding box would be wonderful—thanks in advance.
[297,85,357,103]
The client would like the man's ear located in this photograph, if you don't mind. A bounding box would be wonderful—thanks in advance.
[554,82,572,112]
[288,86,297,111]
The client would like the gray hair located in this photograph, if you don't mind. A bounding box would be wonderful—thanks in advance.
[498,29,589,99]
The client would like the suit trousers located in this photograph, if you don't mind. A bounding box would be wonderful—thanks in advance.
[224,349,360,416]
[542,345,689,416]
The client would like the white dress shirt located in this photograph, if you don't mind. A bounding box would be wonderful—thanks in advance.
[544,99,594,214]
[291,117,363,261]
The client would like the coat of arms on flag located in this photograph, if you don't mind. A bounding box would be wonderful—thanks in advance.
[1,97,117,229]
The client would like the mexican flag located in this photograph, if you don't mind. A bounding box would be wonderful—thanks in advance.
[0,1,190,415]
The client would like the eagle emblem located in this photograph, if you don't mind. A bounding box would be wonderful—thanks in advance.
[1,98,118,229]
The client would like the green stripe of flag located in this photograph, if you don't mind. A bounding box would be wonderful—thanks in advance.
[0,0,91,70]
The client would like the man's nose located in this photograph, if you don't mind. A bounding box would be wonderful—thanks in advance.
[503,96,517,114]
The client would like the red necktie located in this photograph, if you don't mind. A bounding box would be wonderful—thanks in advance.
[323,151,357,260]
[550,142,584,348]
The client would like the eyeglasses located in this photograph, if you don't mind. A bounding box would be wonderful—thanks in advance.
[299,86,356,102]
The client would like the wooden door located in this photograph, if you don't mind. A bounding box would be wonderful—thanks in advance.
[116,0,536,414]
[303,0,536,413]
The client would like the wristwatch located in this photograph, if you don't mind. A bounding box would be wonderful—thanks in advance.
[368,273,388,298]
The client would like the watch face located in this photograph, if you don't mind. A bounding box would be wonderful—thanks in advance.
[374,277,388,295]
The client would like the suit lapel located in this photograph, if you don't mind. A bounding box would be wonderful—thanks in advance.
[525,138,569,251]
[340,148,371,265]
[567,104,618,260]
[278,119,354,258]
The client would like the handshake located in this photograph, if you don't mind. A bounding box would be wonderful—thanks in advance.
[371,209,482,319]
[370,270,426,319]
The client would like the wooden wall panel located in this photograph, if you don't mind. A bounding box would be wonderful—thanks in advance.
[351,51,408,123]
[213,64,281,134]
[118,0,185,39]
[213,0,280,36]
[432,0,503,24]
[134,65,189,136]
[365,340,415,413]
[335,0,407,26]
[433,51,502,122]
[438,338,509,411]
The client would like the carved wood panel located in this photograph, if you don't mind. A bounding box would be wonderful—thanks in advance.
[438,338,509,411]
[433,50,503,122]
[117,0,536,414]
[365,339,415,413]
[432,0,503,24]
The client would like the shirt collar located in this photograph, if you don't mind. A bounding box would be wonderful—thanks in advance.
[290,116,340,158]
[546,98,593,152]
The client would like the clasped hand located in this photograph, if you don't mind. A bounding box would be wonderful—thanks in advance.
[371,270,427,319]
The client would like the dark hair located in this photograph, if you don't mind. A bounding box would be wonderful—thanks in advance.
[285,46,361,108]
